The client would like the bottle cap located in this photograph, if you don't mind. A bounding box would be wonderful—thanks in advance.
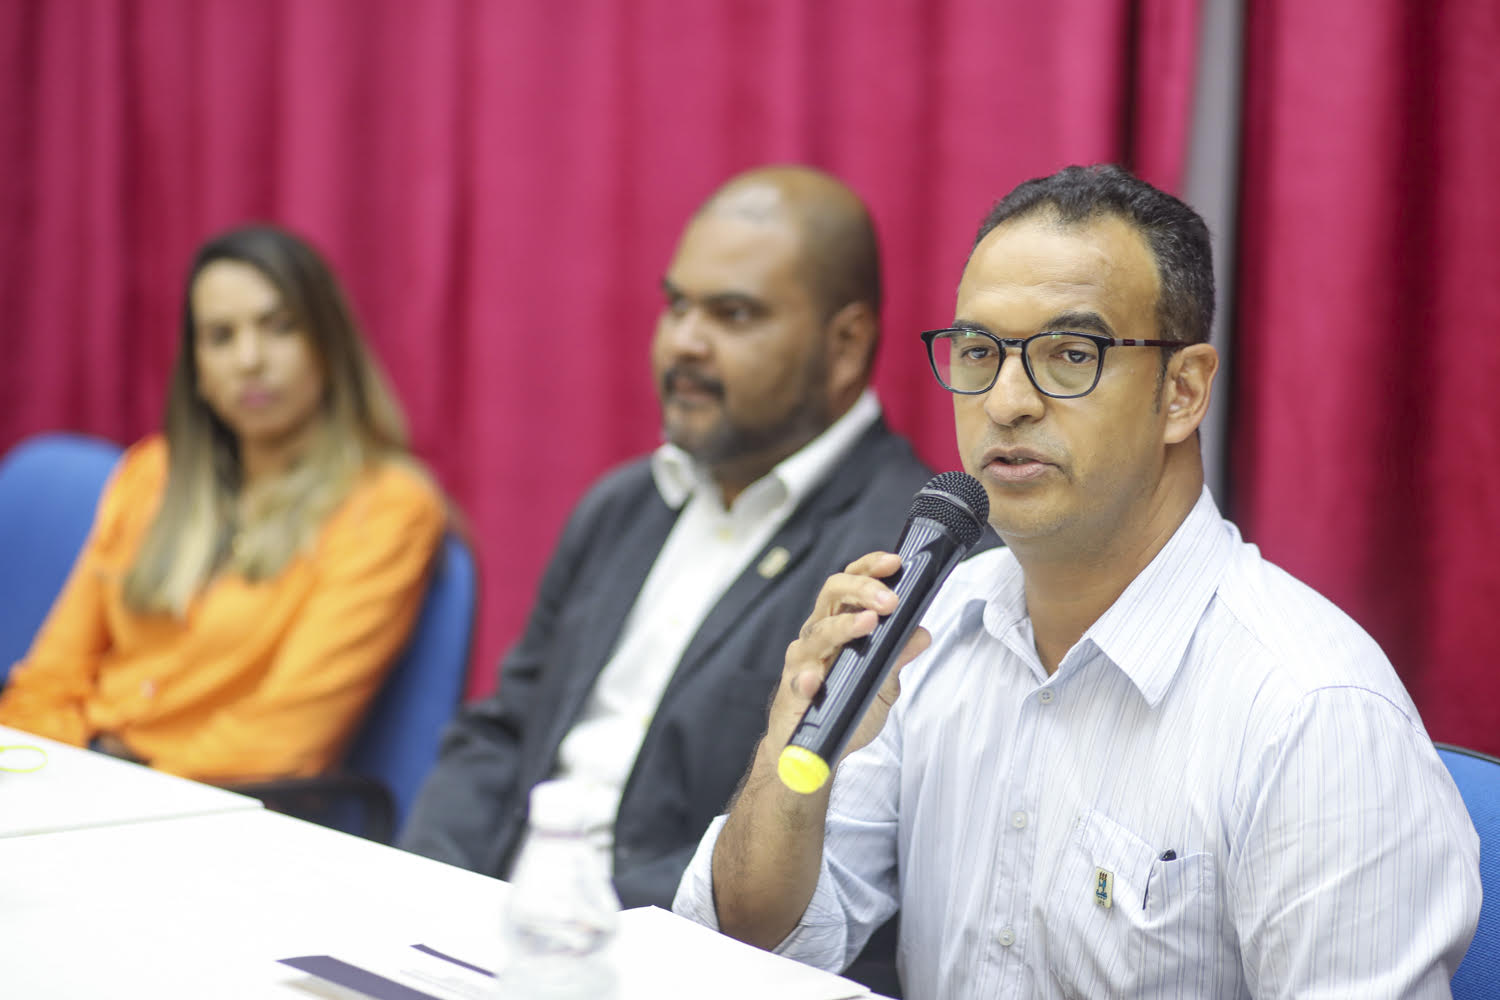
[527,779,605,834]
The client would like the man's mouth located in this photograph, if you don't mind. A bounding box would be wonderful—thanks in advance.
[981,447,1054,483]
[663,369,724,401]
[986,448,1050,466]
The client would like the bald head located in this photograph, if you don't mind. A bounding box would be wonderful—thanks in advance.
[697,166,882,325]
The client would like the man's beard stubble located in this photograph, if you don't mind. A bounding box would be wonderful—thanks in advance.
[659,362,831,469]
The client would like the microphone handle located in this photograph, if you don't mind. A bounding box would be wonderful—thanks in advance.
[779,516,968,793]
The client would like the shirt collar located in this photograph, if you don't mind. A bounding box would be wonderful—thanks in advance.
[1083,487,1234,705]
[650,390,882,511]
[975,487,1233,704]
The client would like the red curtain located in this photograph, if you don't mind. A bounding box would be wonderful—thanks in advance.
[1234,1,1500,752]
[0,0,1202,696]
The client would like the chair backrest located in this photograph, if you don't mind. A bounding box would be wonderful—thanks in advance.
[344,531,477,833]
[1436,742,1500,997]
[0,432,124,686]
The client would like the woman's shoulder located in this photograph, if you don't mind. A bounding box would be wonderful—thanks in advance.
[105,434,169,502]
[121,433,167,469]
[364,456,443,505]
[336,456,446,528]
[308,457,447,570]
[78,434,170,553]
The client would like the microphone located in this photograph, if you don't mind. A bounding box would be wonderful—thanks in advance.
[777,471,989,794]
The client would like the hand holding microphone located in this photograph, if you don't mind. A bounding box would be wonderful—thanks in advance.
[776,472,989,794]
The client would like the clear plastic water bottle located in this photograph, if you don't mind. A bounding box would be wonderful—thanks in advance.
[496,780,621,999]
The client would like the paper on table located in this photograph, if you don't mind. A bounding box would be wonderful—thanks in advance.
[276,906,871,1000]
[614,906,870,1000]
[280,942,509,1000]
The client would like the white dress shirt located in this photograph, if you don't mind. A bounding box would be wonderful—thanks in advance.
[512,391,882,873]
[675,488,1481,999]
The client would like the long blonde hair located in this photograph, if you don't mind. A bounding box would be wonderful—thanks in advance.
[123,225,414,616]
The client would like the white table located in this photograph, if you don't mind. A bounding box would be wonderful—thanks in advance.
[0,807,883,999]
[0,724,261,837]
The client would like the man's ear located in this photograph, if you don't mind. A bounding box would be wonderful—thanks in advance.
[1161,343,1218,445]
[824,300,879,400]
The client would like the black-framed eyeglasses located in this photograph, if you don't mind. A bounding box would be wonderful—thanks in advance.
[920,328,1180,399]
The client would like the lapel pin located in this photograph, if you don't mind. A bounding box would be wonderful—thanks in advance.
[757,546,790,579]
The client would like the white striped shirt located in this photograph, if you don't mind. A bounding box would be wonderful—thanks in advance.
[674,488,1481,999]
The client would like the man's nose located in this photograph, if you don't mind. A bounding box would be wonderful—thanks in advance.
[982,345,1045,427]
[660,308,712,357]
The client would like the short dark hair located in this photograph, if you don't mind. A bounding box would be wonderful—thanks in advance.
[973,165,1215,345]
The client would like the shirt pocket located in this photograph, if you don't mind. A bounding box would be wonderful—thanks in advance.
[1043,810,1224,998]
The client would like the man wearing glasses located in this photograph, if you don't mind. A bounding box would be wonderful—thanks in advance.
[401,166,934,958]
[675,165,1480,998]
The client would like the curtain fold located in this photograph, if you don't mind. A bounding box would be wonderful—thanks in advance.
[0,0,1203,694]
[1234,0,1500,752]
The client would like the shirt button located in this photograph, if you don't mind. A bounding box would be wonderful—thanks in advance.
[997,927,1016,947]
[1038,688,1055,704]
[1011,810,1027,829]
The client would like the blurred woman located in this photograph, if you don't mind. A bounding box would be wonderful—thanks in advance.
[0,225,446,783]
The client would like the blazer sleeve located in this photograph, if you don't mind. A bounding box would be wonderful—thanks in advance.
[150,468,445,782]
[398,473,610,871]
[0,444,140,745]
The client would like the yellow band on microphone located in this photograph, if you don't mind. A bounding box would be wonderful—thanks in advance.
[777,745,831,794]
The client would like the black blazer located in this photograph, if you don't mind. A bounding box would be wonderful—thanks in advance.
[400,419,937,908]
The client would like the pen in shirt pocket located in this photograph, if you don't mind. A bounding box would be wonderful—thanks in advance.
[1143,849,1177,909]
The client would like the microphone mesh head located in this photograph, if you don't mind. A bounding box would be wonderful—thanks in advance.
[909,471,989,549]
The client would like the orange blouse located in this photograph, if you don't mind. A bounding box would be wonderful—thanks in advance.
[0,436,446,783]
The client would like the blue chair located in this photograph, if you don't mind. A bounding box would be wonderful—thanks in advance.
[345,531,478,829]
[0,432,124,686]
[233,532,478,842]
[1435,742,1500,998]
